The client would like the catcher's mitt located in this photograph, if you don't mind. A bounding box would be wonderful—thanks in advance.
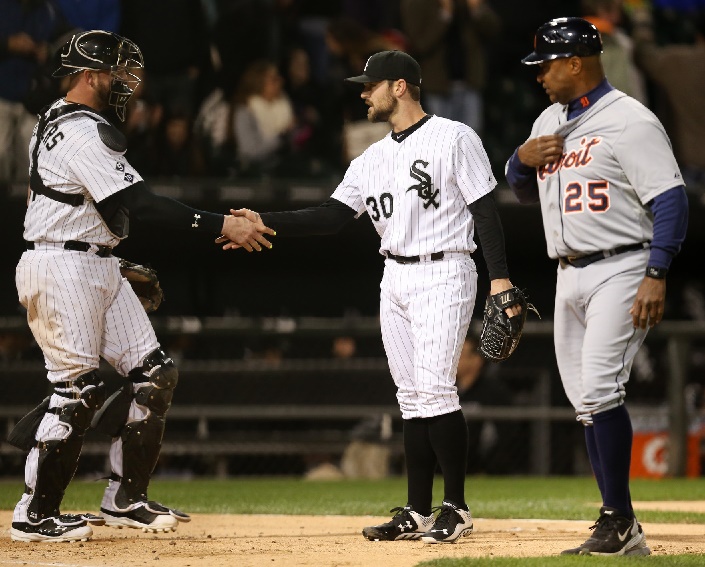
[479,287,539,362]
[118,258,164,313]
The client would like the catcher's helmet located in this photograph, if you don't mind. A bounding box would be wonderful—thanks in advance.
[522,17,602,65]
[53,30,144,121]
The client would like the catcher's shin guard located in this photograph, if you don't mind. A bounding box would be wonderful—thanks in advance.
[113,348,178,507]
[24,372,105,523]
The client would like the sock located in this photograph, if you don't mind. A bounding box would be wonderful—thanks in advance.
[403,418,435,516]
[427,410,468,509]
[584,425,606,500]
[592,405,633,518]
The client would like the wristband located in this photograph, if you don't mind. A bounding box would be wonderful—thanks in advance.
[645,266,668,279]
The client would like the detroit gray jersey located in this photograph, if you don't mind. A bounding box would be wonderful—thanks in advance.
[23,100,142,246]
[332,115,496,257]
[523,90,682,259]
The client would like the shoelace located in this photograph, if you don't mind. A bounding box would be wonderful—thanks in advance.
[430,505,455,530]
[589,513,620,536]
[388,506,409,517]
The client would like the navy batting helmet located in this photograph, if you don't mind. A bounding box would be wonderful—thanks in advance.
[53,30,144,121]
[522,17,602,65]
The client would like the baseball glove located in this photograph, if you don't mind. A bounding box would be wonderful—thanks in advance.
[479,287,539,362]
[118,258,164,313]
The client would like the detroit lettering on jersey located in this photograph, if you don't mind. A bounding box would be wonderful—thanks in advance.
[538,137,601,180]
[331,115,496,257]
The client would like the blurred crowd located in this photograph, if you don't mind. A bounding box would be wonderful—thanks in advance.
[2,0,704,190]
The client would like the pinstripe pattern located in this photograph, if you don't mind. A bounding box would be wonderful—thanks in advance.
[16,250,158,382]
[13,98,159,526]
[24,100,142,247]
[332,115,496,257]
[331,115,492,420]
[381,255,477,418]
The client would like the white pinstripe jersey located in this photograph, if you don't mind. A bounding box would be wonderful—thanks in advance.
[526,90,682,259]
[332,115,496,257]
[23,99,143,247]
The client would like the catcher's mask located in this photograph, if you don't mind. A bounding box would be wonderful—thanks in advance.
[53,30,144,121]
[522,17,602,65]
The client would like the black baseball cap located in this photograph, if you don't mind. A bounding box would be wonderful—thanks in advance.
[522,17,602,65]
[345,50,422,86]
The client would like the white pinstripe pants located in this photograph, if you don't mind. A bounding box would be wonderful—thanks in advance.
[14,249,159,523]
[380,254,477,419]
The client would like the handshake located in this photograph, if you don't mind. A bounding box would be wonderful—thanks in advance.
[216,208,273,252]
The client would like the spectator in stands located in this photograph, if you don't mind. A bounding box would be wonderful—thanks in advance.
[194,84,234,176]
[325,18,398,162]
[122,92,163,174]
[0,0,66,183]
[232,59,295,176]
[121,0,211,118]
[457,335,527,474]
[631,6,705,195]
[400,0,501,135]
[581,0,648,104]
[282,46,341,175]
[54,0,120,31]
[149,109,206,178]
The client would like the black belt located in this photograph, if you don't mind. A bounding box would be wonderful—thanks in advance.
[26,240,113,258]
[558,243,649,269]
[385,251,445,264]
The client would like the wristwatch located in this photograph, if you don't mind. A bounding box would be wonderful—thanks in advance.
[645,266,668,279]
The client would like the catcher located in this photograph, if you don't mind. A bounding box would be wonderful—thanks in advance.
[10,30,274,543]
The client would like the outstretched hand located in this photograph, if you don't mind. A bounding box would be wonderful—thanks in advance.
[215,209,275,252]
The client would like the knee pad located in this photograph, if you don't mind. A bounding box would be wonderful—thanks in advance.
[129,348,178,418]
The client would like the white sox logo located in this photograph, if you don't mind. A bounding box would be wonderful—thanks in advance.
[407,159,439,209]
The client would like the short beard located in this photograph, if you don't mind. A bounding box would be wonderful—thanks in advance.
[367,91,397,123]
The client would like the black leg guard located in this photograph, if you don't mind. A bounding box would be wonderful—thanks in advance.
[26,371,105,523]
[114,413,166,507]
[115,348,178,508]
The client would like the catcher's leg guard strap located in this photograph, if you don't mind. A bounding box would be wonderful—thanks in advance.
[7,396,51,451]
[25,376,105,523]
[91,384,132,438]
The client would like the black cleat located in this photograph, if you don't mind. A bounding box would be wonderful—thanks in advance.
[362,506,435,541]
[420,501,474,544]
[561,507,651,556]
[101,500,185,533]
[10,516,93,542]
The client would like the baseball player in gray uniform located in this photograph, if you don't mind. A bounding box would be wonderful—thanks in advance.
[506,17,688,556]
[222,50,519,544]
[10,30,274,543]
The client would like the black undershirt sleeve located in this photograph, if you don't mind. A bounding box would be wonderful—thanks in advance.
[467,191,510,280]
[259,198,357,236]
[99,181,224,233]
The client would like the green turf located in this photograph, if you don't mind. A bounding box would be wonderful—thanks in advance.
[2,476,704,565]
[1,476,703,522]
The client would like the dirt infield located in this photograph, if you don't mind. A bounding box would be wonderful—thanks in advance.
[1,505,704,566]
